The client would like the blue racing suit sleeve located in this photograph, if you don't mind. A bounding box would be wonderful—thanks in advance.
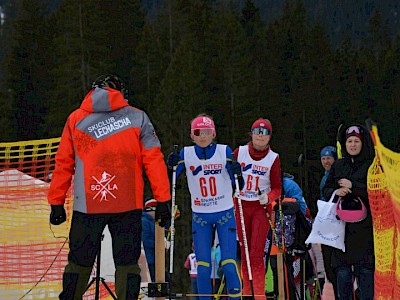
[225,146,234,183]
[175,148,185,178]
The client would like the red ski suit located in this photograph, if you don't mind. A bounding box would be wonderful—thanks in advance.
[233,142,282,299]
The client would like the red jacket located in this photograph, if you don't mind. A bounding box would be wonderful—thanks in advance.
[48,87,170,213]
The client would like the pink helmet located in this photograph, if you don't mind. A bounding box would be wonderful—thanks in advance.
[190,115,216,139]
[336,196,367,223]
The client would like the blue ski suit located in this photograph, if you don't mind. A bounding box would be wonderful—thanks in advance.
[175,143,241,299]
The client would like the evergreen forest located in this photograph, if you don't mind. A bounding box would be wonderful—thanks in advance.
[0,0,399,293]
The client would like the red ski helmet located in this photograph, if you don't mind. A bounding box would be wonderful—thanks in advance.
[251,118,272,136]
[336,195,367,223]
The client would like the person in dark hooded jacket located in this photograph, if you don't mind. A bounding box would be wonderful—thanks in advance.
[323,124,375,300]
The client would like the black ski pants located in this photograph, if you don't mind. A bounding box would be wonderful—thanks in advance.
[60,209,142,300]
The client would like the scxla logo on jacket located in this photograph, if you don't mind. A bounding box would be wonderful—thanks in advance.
[91,171,119,202]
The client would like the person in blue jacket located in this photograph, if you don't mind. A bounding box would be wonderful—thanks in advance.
[167,114,242,300]
[319,146,339,299]
[319,146,337,201]
[141,198,157,282]
[282,172,307,214]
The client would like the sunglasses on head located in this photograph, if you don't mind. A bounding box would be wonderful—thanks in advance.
[252,127,270,135]
[192,128,214,137]
[346,126,363,135]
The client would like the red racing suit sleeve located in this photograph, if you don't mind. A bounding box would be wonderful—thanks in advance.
[47,117,76,205]
[267,156,282,204]
[142,146,171,202]
[140,114,171,202]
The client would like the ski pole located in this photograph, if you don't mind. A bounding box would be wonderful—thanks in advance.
[336,124,344,159]
[297,153,306,300]
[277,194,285,252]
[169,145,178,275]
[297,154,304,190]
[258,188,281,251]
[234,173,255,299]
[167,145,179,300]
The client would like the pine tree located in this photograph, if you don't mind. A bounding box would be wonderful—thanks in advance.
[46,0,145,137]
[131,22,166,113]
[4,0,52,140]
[0,1,15,141]
[359,9,399,149]
[206,1,254,148]
[240,0,270,120]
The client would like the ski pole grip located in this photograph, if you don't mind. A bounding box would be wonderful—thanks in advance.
[365,118,376,131]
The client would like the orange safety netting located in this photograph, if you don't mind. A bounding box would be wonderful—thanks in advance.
[0,138,115,299]
[369,125,400,299]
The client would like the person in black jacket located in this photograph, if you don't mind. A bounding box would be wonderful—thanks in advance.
[323,124,375,300]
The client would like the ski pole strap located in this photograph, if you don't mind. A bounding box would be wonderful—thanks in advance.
[166,205,180,241]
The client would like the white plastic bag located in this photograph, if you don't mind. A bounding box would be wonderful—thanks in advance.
[305,191,345,252]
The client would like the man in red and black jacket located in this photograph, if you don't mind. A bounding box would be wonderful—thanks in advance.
[48,74,171,300]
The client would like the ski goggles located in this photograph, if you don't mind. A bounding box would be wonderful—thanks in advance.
[251,127,271,136]
[191,128,214,137]
[346,126,363,135]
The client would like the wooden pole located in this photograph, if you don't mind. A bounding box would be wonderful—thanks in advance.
[277,252,285,300]
[155,224,165,300]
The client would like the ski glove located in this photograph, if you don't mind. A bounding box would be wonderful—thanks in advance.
[231,161,244,190]
[164,237,171,250]
[155,201,171,227]
[259,193,269,205]
[167,152,180,169]
[230,161,242,176]
[50,204,66,225]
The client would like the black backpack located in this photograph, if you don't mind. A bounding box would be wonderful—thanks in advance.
[290,207,312,256]
[273,200,312,257]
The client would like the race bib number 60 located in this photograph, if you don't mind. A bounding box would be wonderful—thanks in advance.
[199,176,217,197]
